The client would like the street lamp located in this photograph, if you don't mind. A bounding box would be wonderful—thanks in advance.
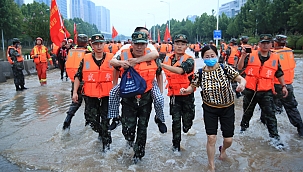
[216,0,219,47]
[249,10,257,37]
[160,0,170,32]
[148,13,156,41]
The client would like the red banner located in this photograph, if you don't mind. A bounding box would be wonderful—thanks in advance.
[50,0,65,46]
[73,23,77,45]
[112,26,118,39]
[164,24,171,42]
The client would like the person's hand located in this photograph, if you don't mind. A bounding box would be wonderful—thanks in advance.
[236,84,245,92]
[72,93,78,103]
[241,48,247,58]
[282,86,288,98]
[120,60,131,69]
[127,58,139,67]
[180,88,188,95]
[34,54,39,58]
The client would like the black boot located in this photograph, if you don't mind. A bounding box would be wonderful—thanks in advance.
[63,114,74,130]
[20,85,28,90]
[15,85,21,91]
[154,116,167,134]
[172,141,180,152]
[108,116,121,131]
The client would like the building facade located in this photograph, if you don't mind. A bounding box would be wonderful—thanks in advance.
[219,0,247,18]
[35,0,68,19]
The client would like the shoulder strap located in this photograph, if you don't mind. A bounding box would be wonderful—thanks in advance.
[220,63,227,75]
[198,68,203,82]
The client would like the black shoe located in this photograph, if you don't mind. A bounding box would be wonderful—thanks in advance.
[172,142,180,152]
[15,85,21,91]
[132,154,142,164]
[102,143,110,152]
[154,116,167,134]
[20,86,28,90]
[63,114,73,130]
[108,117,121,131]
[183,126,190,133]
[240,126,247,133]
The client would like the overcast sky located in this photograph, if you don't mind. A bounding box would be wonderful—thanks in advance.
[24,0,231,35]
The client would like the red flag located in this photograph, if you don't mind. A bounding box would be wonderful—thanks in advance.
[63,26,71,38]
[73,23,78,45]
[112,26,118,39]
[164,24,171,42]
[50,0,65,46]
[157,28,160,43]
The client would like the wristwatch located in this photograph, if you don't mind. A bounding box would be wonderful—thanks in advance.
[282,84,287,88]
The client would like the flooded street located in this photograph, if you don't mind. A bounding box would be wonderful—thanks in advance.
[0,53,303,171]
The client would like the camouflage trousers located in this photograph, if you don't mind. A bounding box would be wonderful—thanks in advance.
[240,89,279,138]
[261,84,303,130]
[12,66,25,87]
[170,93,195,145]
[121,91,153,158]
[85,96,111,145]
[66,83,87,119]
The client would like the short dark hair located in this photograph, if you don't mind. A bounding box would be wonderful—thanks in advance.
[201,45,218,58]
[134,27,148,32]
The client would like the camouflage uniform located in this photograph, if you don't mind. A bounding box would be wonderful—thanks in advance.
[240,50,284,139]
[121,91,153,158]
[167,54,195,151]
[8,46,25,90]
[74,50,111,150]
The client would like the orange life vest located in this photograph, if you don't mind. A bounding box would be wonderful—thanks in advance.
[227,46,238,65]
[31,45,49,64]
[120,48,157,93]
[82,53,114,98]
[194,44,200,52]
[65,48,87,82]
[220,43,227,53]
[245,51,279,91]
[163,53,194,96]
[103,44,110,53]
[7,46,23,64]
[111,44,119,55]
[167,44,172,53]
[51,43,59,55]
[272,48,296,84]
[159,44,168,53]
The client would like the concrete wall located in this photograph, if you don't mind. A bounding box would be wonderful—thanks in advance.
[0,57,55,83]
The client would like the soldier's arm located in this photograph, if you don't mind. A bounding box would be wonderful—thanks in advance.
[237,48,248,70]
[128,44,159,66]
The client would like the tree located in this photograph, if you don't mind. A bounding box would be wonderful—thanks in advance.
[20,2,50,44]
[0,0,23,45]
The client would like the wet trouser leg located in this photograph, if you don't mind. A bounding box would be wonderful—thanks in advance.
[240,89,258,129]
[107,84,121,119]
[12,66,25,90]
[121,96,152,158]
[276,84,303,133]
[86,97,111,147]
[151,80,165,122]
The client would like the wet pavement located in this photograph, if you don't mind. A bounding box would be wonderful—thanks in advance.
[0,51,303,172]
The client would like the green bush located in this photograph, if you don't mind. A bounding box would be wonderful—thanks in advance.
[295,37,303,50]
[287,37,296,49]
[248,37,258,44]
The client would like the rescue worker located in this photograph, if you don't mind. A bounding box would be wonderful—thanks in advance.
[219,39,227,63]
[30,37,53,86]
[50,42,59,68]
[62,34,90,130]
[111,41,119,54]
[110,32,158,163]
[161,34,195,151]
[108,26,166,133]
[7,38,27,91]
[194,42,201,58]
[260,35,303,137]
[72,34,113,151]
[158,41,168,61]
[238,34,288,148]
[226,38,242,98]
[237,36,252,77]
[56,39,68,81]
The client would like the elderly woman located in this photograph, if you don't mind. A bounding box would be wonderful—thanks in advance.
[180,45,246,171]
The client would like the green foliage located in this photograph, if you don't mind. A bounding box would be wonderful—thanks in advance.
[295,36,303,50]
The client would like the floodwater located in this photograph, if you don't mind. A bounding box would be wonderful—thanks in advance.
[1,51,303,172]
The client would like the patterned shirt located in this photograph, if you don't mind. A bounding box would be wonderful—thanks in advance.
[191,63,239,108]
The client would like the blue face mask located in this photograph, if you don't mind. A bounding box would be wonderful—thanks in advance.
[204,57,218,67]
